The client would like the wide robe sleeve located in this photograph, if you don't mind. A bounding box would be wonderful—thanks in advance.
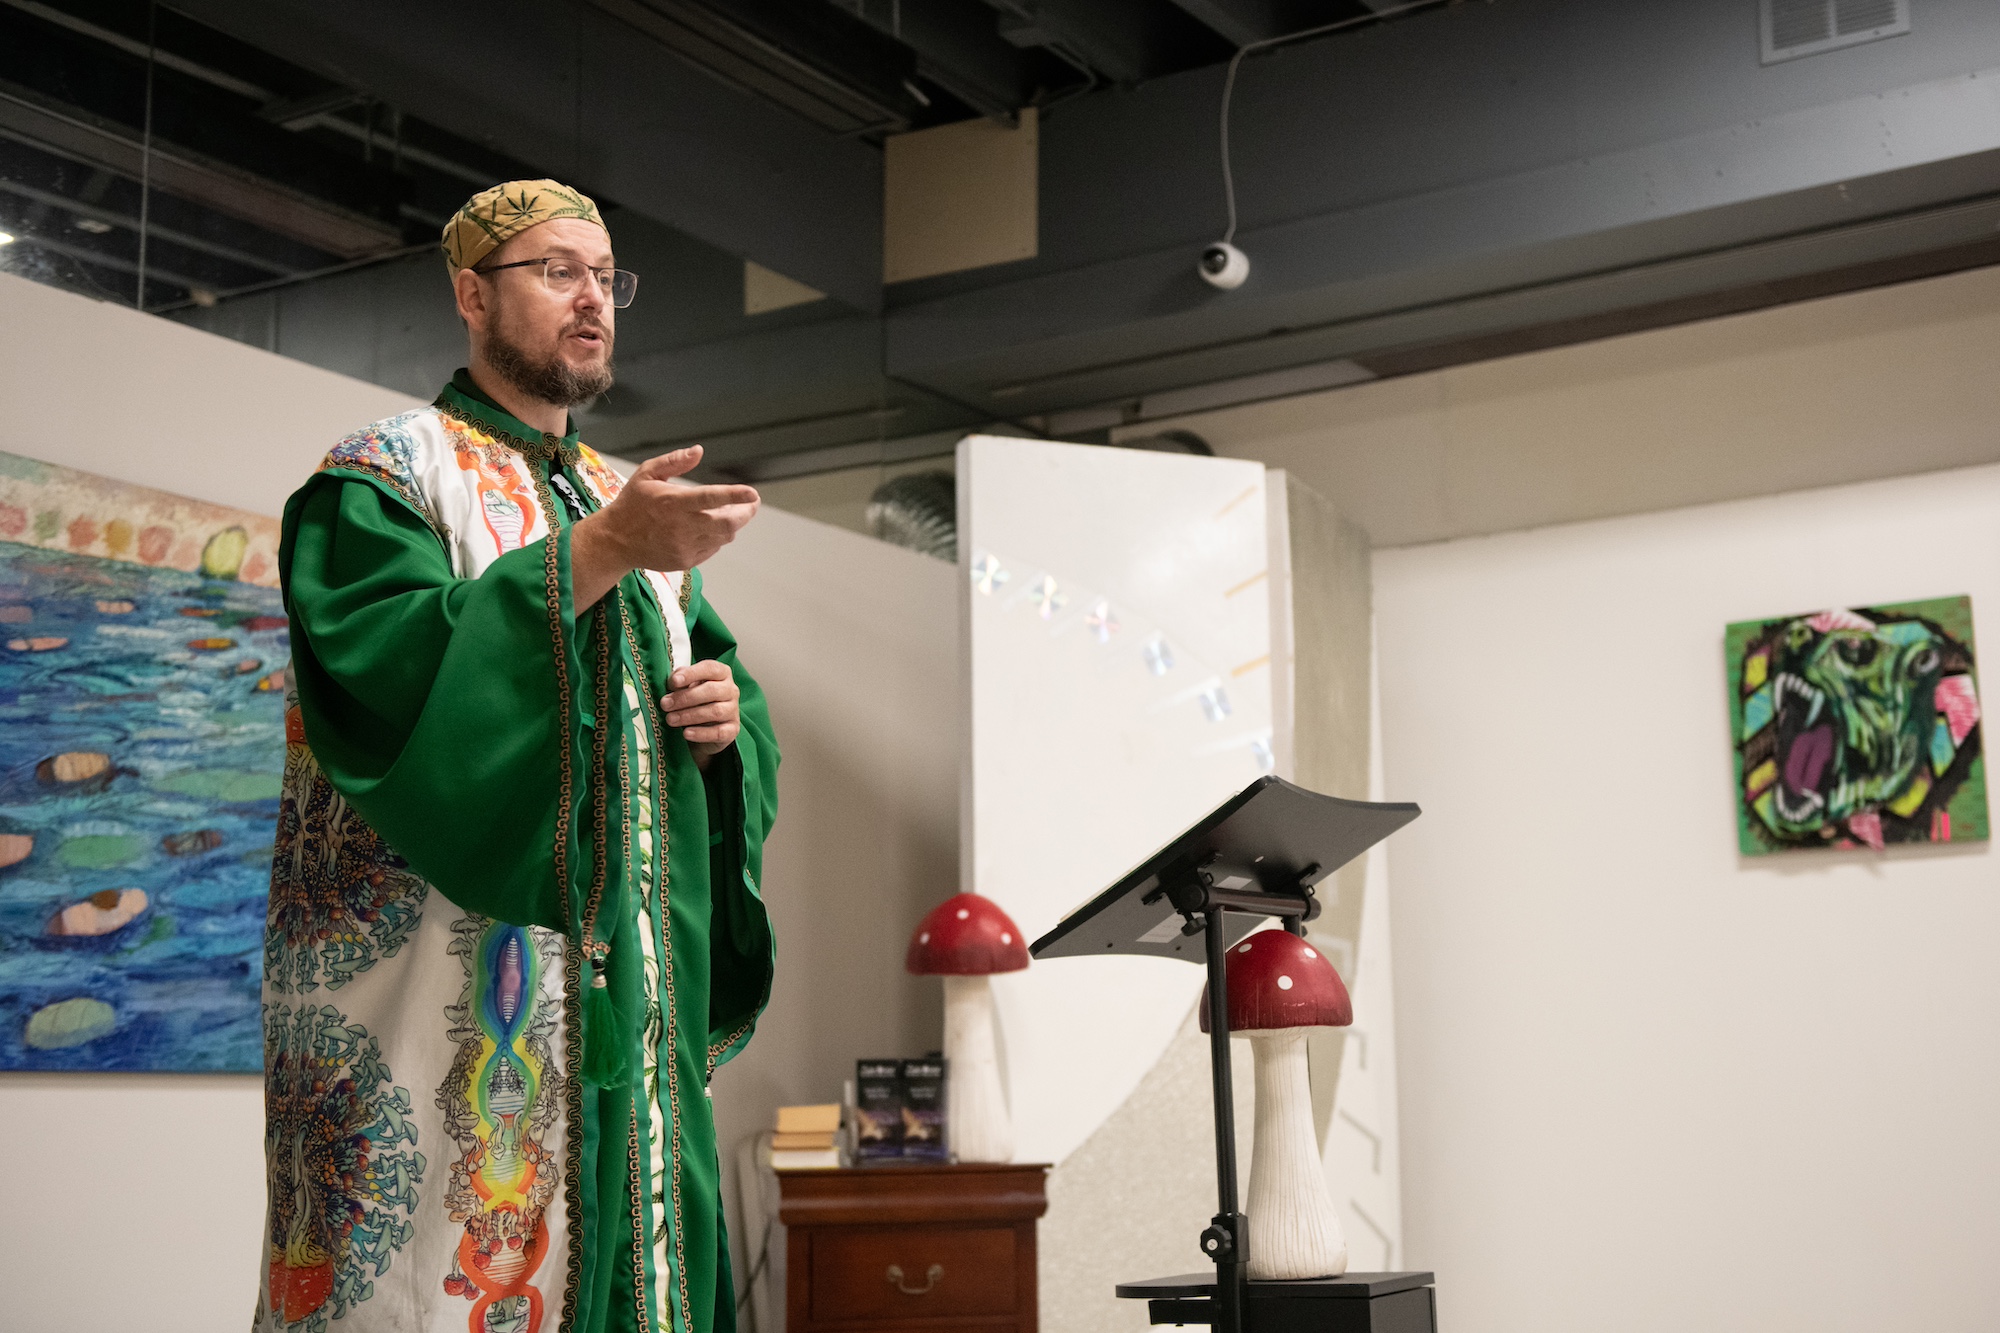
[686,570,779,1072]
[279,473,582,931]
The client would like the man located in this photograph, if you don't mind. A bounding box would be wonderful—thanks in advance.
[257,179,778,1333]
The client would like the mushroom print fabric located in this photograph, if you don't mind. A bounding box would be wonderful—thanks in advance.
[1727,596,1986,853]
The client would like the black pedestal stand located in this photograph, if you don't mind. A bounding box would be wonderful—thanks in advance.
[1028,776,1436,1333]
[1115,1272,1437,1333]
[1200,900,1252,1333]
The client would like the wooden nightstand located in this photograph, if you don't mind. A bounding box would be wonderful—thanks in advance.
[775,1162,1050,1333]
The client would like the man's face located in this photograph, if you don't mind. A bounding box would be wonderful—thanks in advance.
[465,216,617,408]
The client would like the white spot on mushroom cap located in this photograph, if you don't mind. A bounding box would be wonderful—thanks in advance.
[919,932,930,944]
[1000,932,1012,944]
[1302,947,1316,959]
[1238,943,1253,953]
[956,908,970,920]
[1277,975,1293,990]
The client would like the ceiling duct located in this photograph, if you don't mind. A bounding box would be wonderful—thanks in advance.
[585,0,927,137]
[0,87,401,256]
[865,470,957,562]
[1761,0,1909,64]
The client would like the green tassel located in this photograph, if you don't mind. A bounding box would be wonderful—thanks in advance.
[580,962,637,1088]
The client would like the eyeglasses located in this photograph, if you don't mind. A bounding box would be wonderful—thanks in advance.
[473,256,639,308]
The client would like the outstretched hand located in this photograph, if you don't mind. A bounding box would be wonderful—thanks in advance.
[663,659,741,770]
[570,444,759,607]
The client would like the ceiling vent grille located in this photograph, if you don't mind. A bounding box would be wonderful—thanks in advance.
[1761,0,1910,64]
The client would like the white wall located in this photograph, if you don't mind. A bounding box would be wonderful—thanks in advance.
[1321,651,1405,1273]
[0,271,420,518]
[1124,264,2000,548]
[1375,466,2000,1332]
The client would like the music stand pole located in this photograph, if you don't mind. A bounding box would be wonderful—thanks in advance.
[1201,904,1248,1333]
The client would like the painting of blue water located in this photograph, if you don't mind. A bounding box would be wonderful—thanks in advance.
[0,538,284,1072]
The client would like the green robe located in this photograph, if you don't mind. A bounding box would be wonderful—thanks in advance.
[263,378,777,1333]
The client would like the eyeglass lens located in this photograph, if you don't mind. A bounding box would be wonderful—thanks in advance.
[544,259,639,309]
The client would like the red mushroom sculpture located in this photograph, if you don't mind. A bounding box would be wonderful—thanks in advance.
[907,892,1030,1163]
[1200,927,1353,1279]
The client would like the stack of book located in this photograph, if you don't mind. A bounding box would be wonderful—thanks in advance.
[768,1103,843,1170]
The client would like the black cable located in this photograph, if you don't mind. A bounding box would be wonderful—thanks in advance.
[734,1216,771,1315]
[144,243,431,315]
[135,0,156,308]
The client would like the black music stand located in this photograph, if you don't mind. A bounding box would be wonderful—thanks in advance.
[1030,776,1433,1333]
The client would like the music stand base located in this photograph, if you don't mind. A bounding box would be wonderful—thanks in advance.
[1116,1272,1438,1333]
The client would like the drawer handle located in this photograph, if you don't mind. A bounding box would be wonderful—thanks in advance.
[886,1263,944,1296]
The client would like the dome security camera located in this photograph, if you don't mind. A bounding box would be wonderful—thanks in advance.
[1199,241,1249,290]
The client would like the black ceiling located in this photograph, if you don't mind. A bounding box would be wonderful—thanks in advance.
[11,0,2000,483]
[0,0,556,307]
[0,0,1385,310]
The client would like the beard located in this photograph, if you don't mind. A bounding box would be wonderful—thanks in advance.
[483,312,615,408]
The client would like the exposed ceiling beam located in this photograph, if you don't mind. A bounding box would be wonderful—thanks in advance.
[168,0,888,310]
[257,88,366,130]
[584,0,922,137]
[3,226,210,292]
[0,176,297,274]
[1158,0,1295,47]
[986,0,1227,86]
[854,0,1048,121]
[0,6,409,254]
[0,88,401,256]
[0,0,273,100]
[301,111,499,189]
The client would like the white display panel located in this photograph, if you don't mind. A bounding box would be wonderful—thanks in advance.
[958,435,1275,1165]
[1323,639,1404,1270]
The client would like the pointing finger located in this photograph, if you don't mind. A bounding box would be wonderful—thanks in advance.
[675,484,758,511]
[702,501,759,532]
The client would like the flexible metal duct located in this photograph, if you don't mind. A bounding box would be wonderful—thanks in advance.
[865,470,957,562]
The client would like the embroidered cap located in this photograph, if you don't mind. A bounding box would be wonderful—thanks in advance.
[440,179,607,274]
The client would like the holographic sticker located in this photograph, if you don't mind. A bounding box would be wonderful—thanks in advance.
[1086,599,1119,644]
[971,552,1009,595]
[1143,637,1175,676]
[1025,573,1066,620]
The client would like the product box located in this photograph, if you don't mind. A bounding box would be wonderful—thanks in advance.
[899,1057,949,1163]
[853,1059,904,1164]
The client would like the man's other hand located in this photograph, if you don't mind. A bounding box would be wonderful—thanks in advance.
[664,659,741,770]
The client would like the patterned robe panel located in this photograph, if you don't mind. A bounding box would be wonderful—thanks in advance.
[330,408,690,665]
[257,407,689,1333]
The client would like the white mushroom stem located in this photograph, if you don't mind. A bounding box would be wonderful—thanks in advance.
[1246,1029,1347,1279]
[942,974,1014,1163]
